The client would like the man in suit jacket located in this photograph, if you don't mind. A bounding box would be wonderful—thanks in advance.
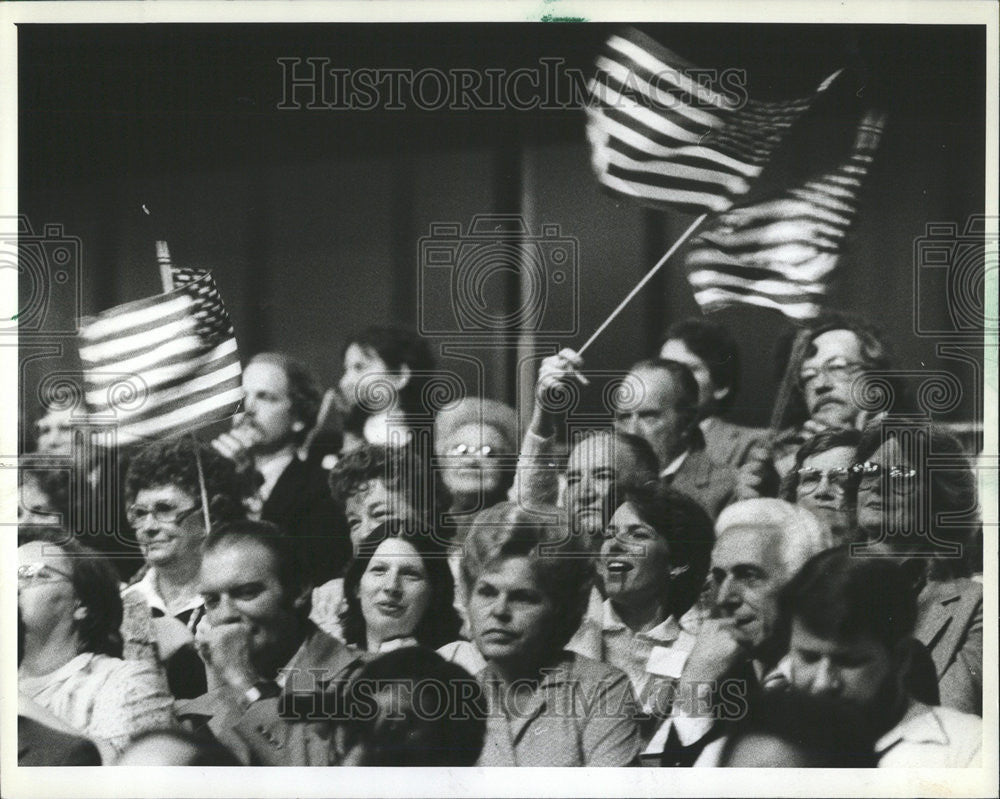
[660,319,765,469]
[915,577,983,715]
[214,352,350,586]
[616,359,738,519]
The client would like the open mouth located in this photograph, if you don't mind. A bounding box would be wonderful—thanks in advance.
[604,559,633,574]
[375,601,406,617]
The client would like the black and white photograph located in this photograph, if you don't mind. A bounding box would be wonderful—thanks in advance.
[1,2,996,797]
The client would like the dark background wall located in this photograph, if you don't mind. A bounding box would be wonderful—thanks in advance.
[17,23,986,448]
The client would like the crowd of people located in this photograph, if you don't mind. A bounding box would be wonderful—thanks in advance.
[16,314,985,767]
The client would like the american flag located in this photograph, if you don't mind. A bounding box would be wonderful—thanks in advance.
[684,110,887,320]
[78,269,242,446]
[585,28,843,216]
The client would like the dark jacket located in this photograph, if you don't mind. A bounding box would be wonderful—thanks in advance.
[18,716,102,766]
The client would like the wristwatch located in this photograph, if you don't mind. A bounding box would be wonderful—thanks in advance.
[243,680,280,705]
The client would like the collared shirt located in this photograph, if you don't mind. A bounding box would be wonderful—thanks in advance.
[122,567,204,622]
[569,600,694,716]
[660,450,690,480]
[255,451,295,503]
[875,698,982,767]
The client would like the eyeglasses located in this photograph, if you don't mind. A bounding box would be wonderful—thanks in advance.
[795,466,856,495]
[446,443,496,458]
[18,562,73,585]
[126,502,202,527]
[798,359,865,389]
[855,462,919,493]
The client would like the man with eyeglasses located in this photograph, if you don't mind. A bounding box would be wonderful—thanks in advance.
[121,437,247,699]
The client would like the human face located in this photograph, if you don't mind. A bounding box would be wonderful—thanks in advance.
[795,446,856,544]
[17,541,77,640]
[600,502,673,612]
[345,479,417,551]
[660,339,725,417]
[855,438,921,543]
[237,361,300,453]
[199,540,303,672]
[358,538,432,649]
[339,344,391,412]
[35,408,74,455]
[129,484,205,570]
[709,527,787,649]
[614,368,688,468]
[787,620,896,707]
[565,433,641,552]
[440,423,507,498]
[467,557,555,674]
[799,330,867,429]
[19,475,63,525]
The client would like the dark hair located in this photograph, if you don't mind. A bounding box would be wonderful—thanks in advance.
[776,311,893,426]
[779,428,863,501]
[462,502,593,655]
[125,436,248,525]
[627,358,700,440]
[621,482,715,618]
[342,326,437,422]
[18,528,124,658]
[329,443,450,527]
[718,690,879,768]
[203,519,311,611]
[662,318,742,414]
[249,352,323,443]
[337,646,487,766]
[854,419,979,577]
[340,520,461,650]
[18,465,70,525]
[777,546,917,651]
[122,728,242,766]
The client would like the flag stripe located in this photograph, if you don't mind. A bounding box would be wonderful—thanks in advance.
[110,387,246,447]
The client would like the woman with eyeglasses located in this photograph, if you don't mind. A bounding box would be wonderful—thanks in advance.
[568,482,715,742]
[339,520,462,654]
[851,419,982,715]
[779,429,863,545]
[18,529,176,761]
[121,437,248,699]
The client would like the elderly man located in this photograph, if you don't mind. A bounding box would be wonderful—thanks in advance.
[213,352,350,585]
[646,499,832,765]
[176,520,362,765]
[659,318,764,468]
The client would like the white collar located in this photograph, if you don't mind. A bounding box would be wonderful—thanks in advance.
[602,600,682,643]
[371,636,419,655]
[660,449,689,478]
[255,451,296,502]
[122,567,204,617]
[363,412,413,447]
[875,698,950,753]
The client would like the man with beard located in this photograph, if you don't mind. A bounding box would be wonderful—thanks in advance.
[647,499,831,765]
[213,352,350,585]
[769,547,981,767]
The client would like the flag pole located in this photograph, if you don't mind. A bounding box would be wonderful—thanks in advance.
[766,327,812,443]
[155,240,174,293]
[300,388,336,460]
[577,213,707,356]
[190,433,213,533]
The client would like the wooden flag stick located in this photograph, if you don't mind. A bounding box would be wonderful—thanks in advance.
[191,433,213,533]
[766,327,812,444]
[156,240,174,293]
[577,213,708,356]
[300,388,337,460]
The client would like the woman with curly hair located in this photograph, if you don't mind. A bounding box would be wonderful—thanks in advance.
[120,436,248,698]
[18,529,175,761]
[339,519,461,653]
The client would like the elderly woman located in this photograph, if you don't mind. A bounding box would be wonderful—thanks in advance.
[569,483,714,733]
[779,429,862,545]
[18,529,175,761]
[852,419,983,715]
[121,436,247,699]
[440,501,641,766]
[435,397,519,540]
[339,520,462,653]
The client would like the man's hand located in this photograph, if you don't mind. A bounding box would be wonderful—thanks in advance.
[211,424,259,472]
[530,348,588,436]
[679,618,750,687]
[733,444,780,500]
[194,617,261,693]
[151,615,196,661]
